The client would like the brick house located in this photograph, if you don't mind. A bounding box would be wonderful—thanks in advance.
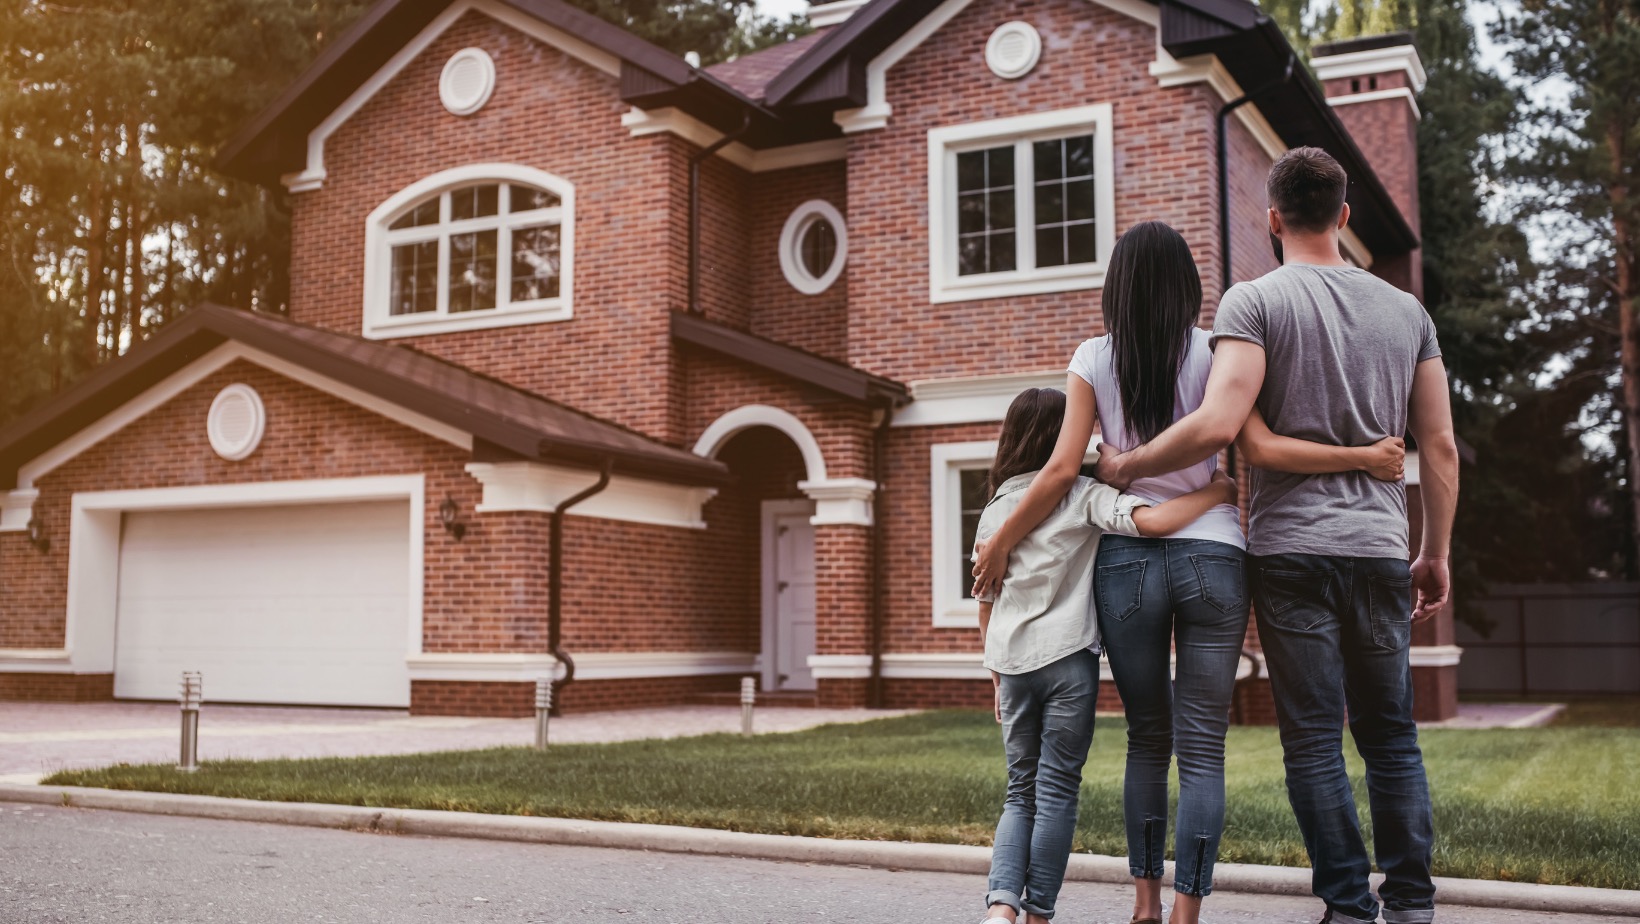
[0,0,1457,719]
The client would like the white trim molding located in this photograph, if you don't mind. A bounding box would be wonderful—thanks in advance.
[405,650,758,683]
[362,162,575,340]
[1405,449,1421,487]
[798,477,877,527]
[893,371,1066,428]
[1327,86,1421,120]
[1409,644,1463,668]
[60,476,426,677]
[0,488,39,532]
[0,648,75,674]
[927,104,1117,303]
[465,462,717,530]
[808,0,870,28]
[807,653,872,679]
[1339,227,1375,270]
[13,342,472,495]
[1312,44,1428,94]
[930,440,996,628]
[407,652,561,682]
[622,107,848,172]
[279,0,621,193]
[779,199,848,295]
[693,405,828,483]
[1151,52,1287,161]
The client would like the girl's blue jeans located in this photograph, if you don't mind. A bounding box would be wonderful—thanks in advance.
[1096,536,1250,898]
[985,648,1100,920]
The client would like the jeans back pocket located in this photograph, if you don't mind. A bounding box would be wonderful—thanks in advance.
[1256,568,1334,631]
[1189,553,1247,616]
[1097,560,1146,624]
[1368,572,1415,651]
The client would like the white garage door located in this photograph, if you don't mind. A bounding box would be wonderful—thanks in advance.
[113,500,413,707]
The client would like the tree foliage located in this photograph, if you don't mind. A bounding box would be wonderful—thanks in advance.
[558,0,809,64]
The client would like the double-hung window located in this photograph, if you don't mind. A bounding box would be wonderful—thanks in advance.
[928,104,1115,303]
[363,164,574,339]
[930,441,998,628]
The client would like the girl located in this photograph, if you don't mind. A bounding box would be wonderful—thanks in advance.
[972,221,1404,924]
[975,385,1236,924]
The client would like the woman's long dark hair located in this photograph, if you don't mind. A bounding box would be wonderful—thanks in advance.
[986,388,1066,500]
[1103,221,1203,444]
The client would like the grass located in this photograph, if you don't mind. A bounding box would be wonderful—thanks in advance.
[1458,694,1640,728]
[45,711,1640,890]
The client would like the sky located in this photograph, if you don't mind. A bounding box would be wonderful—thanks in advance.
[755,0,808,18]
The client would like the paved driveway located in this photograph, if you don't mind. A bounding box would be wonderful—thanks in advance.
[0,702,916,782]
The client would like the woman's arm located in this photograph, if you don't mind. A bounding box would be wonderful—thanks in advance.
[978,601,1002,723]
[1236,407,1405,481]
[971,373,1097,598]
[1130,470,1238,537]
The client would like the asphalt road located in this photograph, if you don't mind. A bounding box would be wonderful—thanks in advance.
[1,802,1633,924]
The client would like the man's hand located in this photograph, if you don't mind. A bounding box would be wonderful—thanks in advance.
[971,537,1008,599]
[1210,469,1238,507]
[1361,436,1407,482]
[1410,555,1450,621]
[991,671,1003,724]
[1094,443,1135,490]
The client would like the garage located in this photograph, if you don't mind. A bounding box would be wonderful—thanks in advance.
[112,500,413,707]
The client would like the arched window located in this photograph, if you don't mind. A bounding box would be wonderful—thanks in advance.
[363,164,573,339]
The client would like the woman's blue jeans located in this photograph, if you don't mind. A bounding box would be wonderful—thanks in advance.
[986,648,1100,919]
[1096,536,1249,898]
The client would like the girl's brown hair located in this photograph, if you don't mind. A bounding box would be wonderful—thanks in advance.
[986,387,1067,500]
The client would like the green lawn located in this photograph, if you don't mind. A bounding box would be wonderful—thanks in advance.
[45,712,1640,890]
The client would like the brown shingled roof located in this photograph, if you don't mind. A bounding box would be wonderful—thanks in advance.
[705,30,832,101]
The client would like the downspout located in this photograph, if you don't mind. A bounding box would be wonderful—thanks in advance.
[1216,51,1295,477]
[688,111,753,315]
[868,403,894,708]
[548,459,613,715]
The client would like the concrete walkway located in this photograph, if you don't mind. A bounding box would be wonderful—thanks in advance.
[0,702,917,783]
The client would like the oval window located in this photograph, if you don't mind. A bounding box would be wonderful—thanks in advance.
[779,200,847,295]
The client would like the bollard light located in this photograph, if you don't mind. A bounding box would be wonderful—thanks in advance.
[178,671,202,773]
[740,676,756,736]
[534,677,553,750]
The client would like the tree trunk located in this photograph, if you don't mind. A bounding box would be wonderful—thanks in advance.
[1613,114,1638,559]
[81,175,107,369]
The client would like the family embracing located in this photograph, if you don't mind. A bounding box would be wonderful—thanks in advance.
[968,147,1461,924]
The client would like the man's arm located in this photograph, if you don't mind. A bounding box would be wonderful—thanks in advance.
[1237,406,1407,481]
[1406,356,1460,620]
[1095,339,1266,490]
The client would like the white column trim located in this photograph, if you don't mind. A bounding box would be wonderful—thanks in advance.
[1409,644,1462,668]
[807,654,873,679]
[799,477,876,527]
[0,488,39,532]
[405,650,758,683]
[693,405,828,483]
[894,371,1067,427]
[464,462,717,530]
[1328,86,1421,120]
[1312,45,1428,94]
[0,649,75,674]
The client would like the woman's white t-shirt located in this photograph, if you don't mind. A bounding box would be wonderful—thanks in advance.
[1067,327,1246,549]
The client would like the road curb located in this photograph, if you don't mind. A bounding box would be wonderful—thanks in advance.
[3,783,1636,917]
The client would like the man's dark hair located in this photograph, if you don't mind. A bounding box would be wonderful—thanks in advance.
[1267,147,1348,233]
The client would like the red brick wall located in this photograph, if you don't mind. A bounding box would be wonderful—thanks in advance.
[1224,117,1281,299]
[845,0,1220,382]
[746,163,850,361]
[0,673,113,702]
[1321,71,1422,299]
[289,10,681,440]
[683,351,875,480]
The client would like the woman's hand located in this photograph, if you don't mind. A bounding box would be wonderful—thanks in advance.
[1360,436,1407,482]
[1210,469,1238,507]
[991,671,1003,724]
[971,537,1010,599]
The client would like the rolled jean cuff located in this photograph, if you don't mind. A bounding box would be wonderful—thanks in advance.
[1173,879,1212,898]
[1384,909,1435,924]
[985,889,1022,914]
[1326,910,1378,924]
[1129,865,1164,880]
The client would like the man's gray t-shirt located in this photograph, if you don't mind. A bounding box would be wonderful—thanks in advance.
[1212,264,1440,559]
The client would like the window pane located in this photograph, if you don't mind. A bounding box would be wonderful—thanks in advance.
[988,189,1015,229]
[511,223,562,302]
[1065,135,1094,177]
[450,184,499,221]
[389,241,438,315]
[958,236,988,277]
[1030,134,1098,270]
[958,468,990,601]
[388,199,439,230]
[510,184,560,212]
[1066,178,1096,221]
[988,231,1017,273]
[1067,222,1097,265]
[958,192,988,235]
[954,144,1018,277]
[799,218,837,278]
[957,150,987,192]
[1036,226,1064,268]
[1034,139,1063,181]
[1036,182,1064,224]
[448,229,498,313]
[987,146,1015,186]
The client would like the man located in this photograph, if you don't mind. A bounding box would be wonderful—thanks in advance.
[1094,147,1459,924]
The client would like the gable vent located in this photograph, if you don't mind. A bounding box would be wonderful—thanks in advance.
[440,48,496,116]
[986,22,1042,80]
[207,384,266,462]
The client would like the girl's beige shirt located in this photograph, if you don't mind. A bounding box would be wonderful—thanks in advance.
[974,471,1146,674]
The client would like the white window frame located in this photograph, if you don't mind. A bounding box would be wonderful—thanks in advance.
[778,200,848,295]
[927,104,1116,304]
[930,440,997,628]
[362,163,574,340]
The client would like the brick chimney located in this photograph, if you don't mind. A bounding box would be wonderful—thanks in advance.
[1312,33,1426,301]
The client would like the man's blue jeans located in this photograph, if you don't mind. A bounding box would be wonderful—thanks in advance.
[986,648,1099,920]
[1096,536,1249,898]
[1252,555,1436,924]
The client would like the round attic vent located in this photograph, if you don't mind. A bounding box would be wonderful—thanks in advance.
[986,22,1042,80]
[440,48,496,116]
[207,384,266,462]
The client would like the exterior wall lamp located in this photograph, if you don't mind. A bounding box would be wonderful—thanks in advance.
[26,516,49,553]
[438,496,467,541]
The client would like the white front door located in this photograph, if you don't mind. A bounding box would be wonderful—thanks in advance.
[112,500,413,707]
[762,500,817,692]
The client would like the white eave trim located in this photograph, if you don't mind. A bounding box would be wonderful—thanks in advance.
[465,461,718,530]
[1409,644,1462,668]
[0,649,76,674]
[808,0,870,28]
[623,107,848,172]
[1312,44,1428,94]
[1327,86,1421,120]
[894,371,1067,428]
[1151,51,1288,162]
[405,650,757,682]
[280,0,623,193]
[0,488,40,532]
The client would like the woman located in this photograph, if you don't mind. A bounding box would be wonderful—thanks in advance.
[970,221,1403,924]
